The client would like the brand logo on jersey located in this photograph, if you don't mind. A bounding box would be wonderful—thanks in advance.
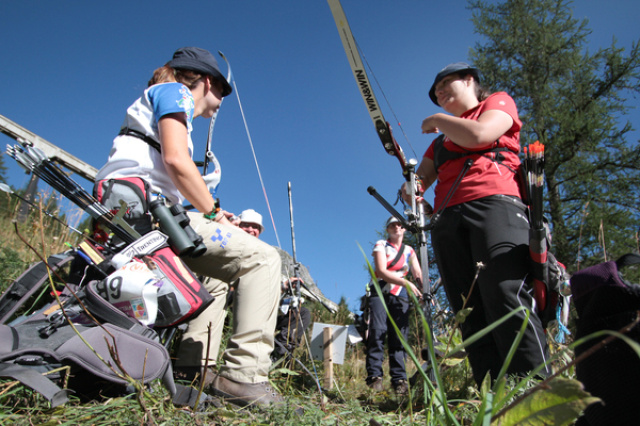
[210,228,232,249]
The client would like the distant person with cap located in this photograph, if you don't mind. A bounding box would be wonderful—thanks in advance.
[403,62,550,385]
[365,216,423,396]
[95,47,284,408]
[238,209,264,238]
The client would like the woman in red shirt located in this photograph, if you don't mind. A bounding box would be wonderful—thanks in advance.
[412,63,550,385]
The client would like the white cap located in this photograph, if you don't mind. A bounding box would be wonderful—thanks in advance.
[238,209,264,232]
[386,216,402,227]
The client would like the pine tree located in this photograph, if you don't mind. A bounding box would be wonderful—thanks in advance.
[0,153,7,183]
[0,153,11,217]
[468,0,640,271]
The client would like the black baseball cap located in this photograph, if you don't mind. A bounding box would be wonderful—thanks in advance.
[168,47,232,97]
[428,62,480,106]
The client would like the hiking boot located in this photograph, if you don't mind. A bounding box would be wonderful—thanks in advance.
[173,366,198,382]
[366,376,384,391]
[174,366,216,389]
[393,379,409,396]
[208,375,285,408]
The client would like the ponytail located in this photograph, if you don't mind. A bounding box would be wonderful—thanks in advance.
[466,73,491,101]
[147,64,206,89]
[148,64,176,87]
[475,83,491,102]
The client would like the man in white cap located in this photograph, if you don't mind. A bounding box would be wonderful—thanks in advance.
[238,209,264,238]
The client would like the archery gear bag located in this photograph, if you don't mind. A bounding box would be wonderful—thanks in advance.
[0,232,214,406]
[0,279,175,406]
[570,253,640,426]
[85,231,214,328]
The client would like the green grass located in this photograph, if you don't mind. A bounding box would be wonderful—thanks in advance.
[0,197,610,425]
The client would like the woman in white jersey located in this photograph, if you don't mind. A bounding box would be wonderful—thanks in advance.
[95,47,283,408]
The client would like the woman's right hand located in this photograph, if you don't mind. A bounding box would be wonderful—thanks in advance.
[400,181,421,204]
[400,180,434,215]
[215,210,240,227]
[421,113,444,134]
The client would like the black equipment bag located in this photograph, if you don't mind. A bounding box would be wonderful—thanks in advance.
[570,253,640,426]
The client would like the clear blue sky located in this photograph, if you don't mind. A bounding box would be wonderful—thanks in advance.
[1,0,638,311]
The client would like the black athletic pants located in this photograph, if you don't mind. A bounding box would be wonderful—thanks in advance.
[365,293,411,383]
[431,195,550,385]
[272,306,311,360]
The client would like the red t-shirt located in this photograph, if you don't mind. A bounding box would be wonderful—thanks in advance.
[425,92,523,211]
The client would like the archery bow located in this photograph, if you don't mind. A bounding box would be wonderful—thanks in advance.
[328,0,437,380]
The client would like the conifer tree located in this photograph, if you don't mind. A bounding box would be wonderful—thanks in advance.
[0,153,7,183]
[0,154,11,216]
[468,0,640,271]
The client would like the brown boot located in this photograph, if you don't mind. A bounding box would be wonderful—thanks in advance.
[208,375,285,408]
[174,366,216,389]
[366,376,384,391]
[393,379,409,396]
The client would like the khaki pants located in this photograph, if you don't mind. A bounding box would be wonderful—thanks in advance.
[177,213,281,383]
[173,277,228,367]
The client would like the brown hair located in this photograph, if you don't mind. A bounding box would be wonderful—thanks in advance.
[147,63,207,89]
[475,83,491,102]
[451,71,491,102]
[464,72,491,101]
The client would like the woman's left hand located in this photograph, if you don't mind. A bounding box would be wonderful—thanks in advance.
[408,282,423,299]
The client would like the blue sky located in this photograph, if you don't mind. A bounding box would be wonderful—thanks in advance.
[1,0,638,312]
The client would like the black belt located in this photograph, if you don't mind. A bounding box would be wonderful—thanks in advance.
[118,128,161,153]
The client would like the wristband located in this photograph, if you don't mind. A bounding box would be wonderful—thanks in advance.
[204,198,221,220]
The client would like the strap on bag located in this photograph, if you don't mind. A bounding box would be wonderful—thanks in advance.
[0,363,71,407]
[387,244,406,270]
[616,253,640,269]
[118,128,162,153]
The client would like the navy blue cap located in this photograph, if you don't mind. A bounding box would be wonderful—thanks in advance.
[429,62,479,106]
[168,47,232,97]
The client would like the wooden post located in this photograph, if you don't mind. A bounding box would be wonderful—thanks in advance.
[323,326,333,390]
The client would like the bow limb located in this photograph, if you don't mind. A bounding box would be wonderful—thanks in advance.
[328,0,410,181]
[381,120,411,181]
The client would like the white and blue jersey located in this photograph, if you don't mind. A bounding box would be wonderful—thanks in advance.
[96,82,221,204]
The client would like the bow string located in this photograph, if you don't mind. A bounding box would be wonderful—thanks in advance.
[328,0,413,181]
